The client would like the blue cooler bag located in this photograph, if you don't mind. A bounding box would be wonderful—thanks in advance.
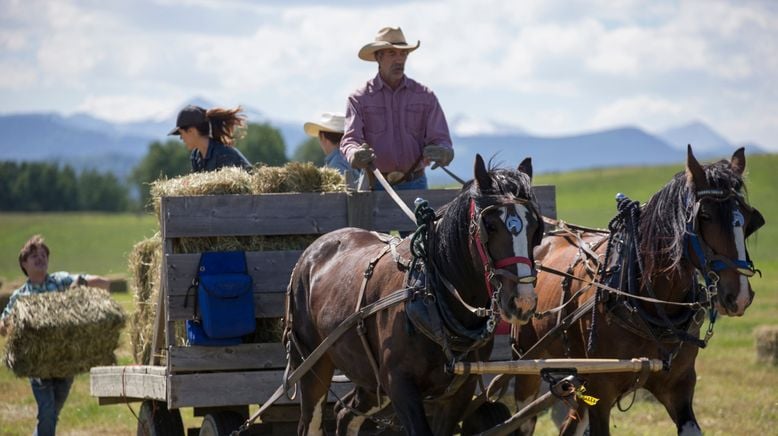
[185,251,255,342]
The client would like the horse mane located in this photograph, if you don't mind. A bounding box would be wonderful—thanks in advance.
[639,158,745,283]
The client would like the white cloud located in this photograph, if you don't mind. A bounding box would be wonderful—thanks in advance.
[75,94,180,122]
[0,0,776,149]
[590,95,685,131]
[0,59,39,89]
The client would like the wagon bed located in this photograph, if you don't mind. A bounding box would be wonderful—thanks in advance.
[90,186,557,434]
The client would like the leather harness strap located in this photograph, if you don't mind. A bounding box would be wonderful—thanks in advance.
[238,288,411,434]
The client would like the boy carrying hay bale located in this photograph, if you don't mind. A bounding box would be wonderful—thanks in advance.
[0,235,122,436]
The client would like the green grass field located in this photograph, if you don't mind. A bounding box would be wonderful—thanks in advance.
[0,213,158,288]
[0,153,775,435]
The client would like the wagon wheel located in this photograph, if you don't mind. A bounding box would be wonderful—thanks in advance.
[460,401,516,436]
[199,411,246,436]
[136,400,185,436]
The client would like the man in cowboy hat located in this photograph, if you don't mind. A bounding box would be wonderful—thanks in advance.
[303,112,359,186]
[341,26,454,190]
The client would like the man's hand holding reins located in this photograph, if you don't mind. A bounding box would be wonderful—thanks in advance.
[424,144,454,167]
[349,143,377,169]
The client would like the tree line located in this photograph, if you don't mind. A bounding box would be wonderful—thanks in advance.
[0,122,326,212]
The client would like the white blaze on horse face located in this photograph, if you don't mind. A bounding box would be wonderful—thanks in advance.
[732,208,750,314]
[499,204,536,307]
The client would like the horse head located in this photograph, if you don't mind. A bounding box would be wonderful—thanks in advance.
[468,154,544,325]
[685,145,764,316]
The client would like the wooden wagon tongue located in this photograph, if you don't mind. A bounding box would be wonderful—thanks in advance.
[450,357,664,375]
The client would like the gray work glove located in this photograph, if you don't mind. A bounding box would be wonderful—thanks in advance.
[423,145,454,167]
[348,143,376,169]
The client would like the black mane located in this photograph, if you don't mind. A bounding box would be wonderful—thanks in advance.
[639,158,746,282]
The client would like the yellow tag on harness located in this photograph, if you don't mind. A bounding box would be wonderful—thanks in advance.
[575,386,600,406]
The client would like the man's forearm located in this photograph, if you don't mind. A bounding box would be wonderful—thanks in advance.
[85,275,111,290]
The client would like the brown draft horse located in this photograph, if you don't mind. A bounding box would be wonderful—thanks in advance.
[513,146,764,435]
[286,154,544,435]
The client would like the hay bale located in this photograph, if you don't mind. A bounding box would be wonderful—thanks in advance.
[128,234,162,364]
[3,287,126,378]
[252,162,344,194]
[755,325,778,365]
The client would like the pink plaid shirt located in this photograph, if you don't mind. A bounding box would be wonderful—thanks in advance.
[341,74,452,173]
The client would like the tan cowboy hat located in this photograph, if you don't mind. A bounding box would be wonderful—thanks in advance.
[358,26,420,62]
[303,112,346,137]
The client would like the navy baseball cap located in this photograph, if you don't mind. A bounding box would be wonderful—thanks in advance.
[168,105,207,135]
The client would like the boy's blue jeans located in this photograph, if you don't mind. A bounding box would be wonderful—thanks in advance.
[30,377,73,436]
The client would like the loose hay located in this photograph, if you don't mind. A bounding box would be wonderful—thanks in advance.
[252,162,344,194]
[150,166,254,215]
[755,325,778,366]
[3,287,126,378]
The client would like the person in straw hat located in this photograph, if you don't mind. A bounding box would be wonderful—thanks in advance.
[168,104,252,173]
[303,112,359,185]
[341,26,454,190]
[0,235,110,436]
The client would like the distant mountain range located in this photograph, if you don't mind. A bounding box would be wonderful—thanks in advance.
[0,98,769,185]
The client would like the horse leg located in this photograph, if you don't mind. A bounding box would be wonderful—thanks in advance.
[335,386,393,436]
[513,374,542,435]
[429,376,478,435]
[297,357,335,436]
[647,369,701,436]
[387,374,432,436]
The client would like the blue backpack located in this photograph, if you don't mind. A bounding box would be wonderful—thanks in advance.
[184,251,255,345]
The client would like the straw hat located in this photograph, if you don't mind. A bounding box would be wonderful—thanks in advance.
[303,112,346,137]
[358,26,420,62]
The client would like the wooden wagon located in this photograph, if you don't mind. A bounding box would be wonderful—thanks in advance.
[89,186,557,435]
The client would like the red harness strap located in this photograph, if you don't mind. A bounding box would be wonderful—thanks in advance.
[495,256,533,269]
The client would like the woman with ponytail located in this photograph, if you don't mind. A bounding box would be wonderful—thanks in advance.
[168,104,252,172]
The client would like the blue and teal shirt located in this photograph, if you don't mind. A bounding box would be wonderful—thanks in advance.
[325,149,360,187]
[1,272,83,321]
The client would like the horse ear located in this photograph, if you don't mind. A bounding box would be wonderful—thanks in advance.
[685,144,709,191]
[518,157,533,180]
[474,154,493,191]
[730,147,746,176]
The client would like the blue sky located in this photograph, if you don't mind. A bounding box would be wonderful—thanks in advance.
[1,0,776,150]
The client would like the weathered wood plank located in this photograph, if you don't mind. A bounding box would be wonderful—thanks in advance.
[90,366,167,402]
[161,193,349,238]
[168,370,352,409]
[165,251,298,321]
[369,189,458,232]
[166,251,302,294]
[169,343,286,373]
[534,185,557,219]
[168,291,285,321]
[346,192,375,229]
